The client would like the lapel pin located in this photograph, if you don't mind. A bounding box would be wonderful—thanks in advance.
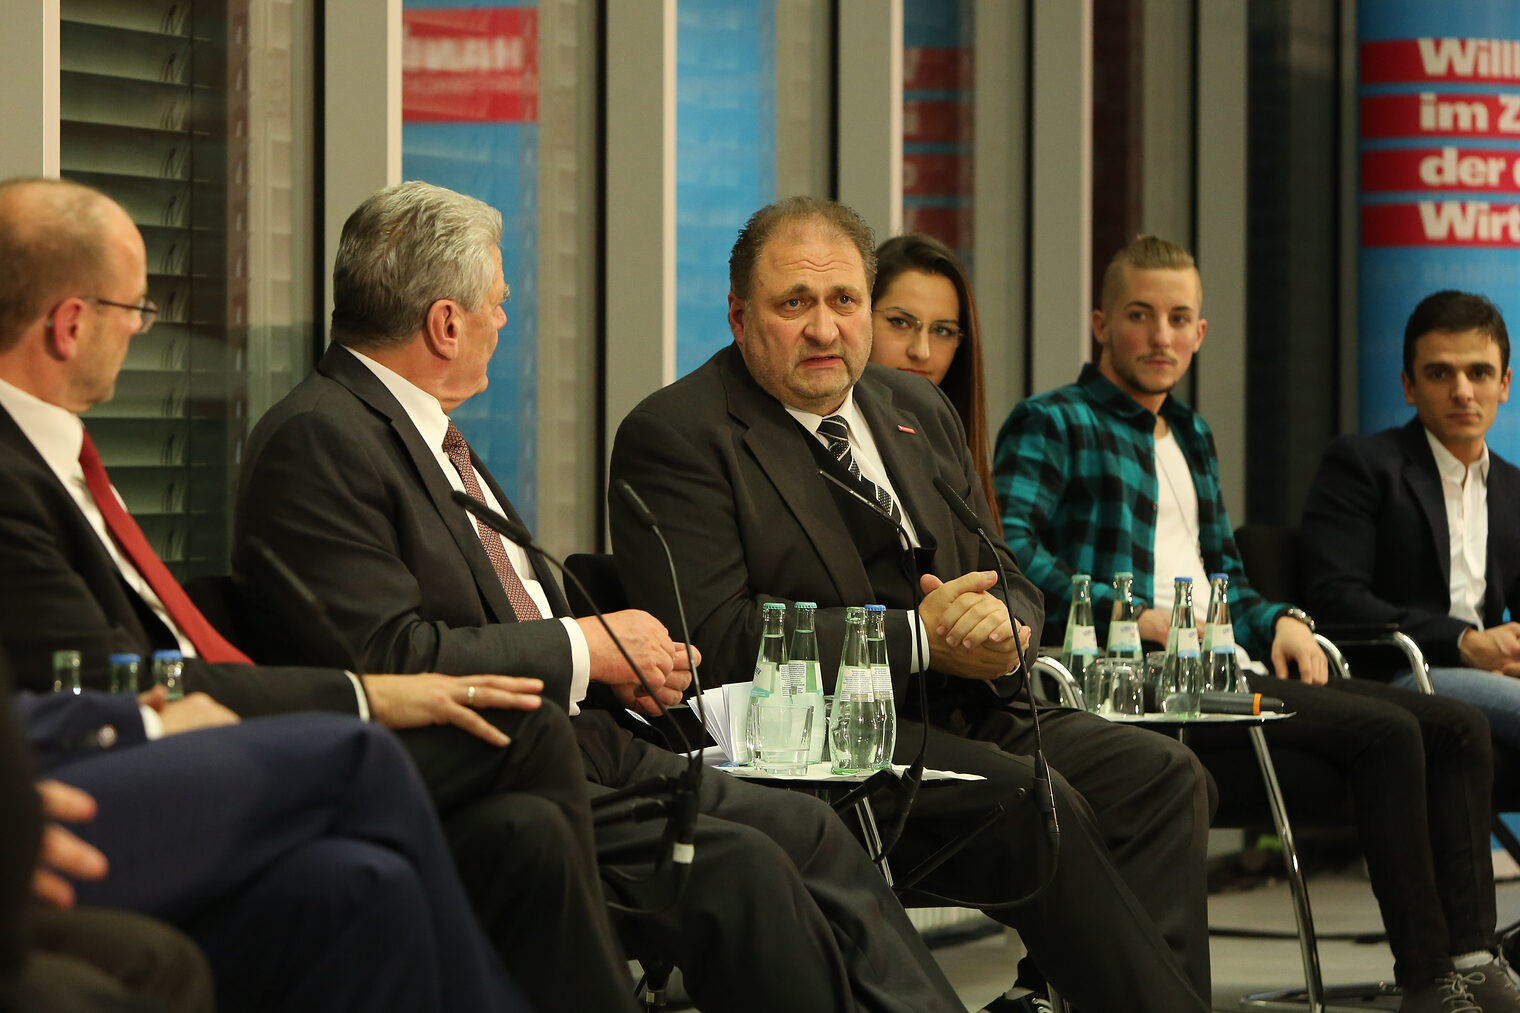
[897,424,916,434]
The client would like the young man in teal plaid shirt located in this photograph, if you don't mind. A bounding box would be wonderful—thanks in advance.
[993,235,1517,1013]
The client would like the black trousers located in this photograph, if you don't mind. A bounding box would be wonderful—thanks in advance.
[573,708,965,1013]
[19,908,213,1013]
[884,706,1215,1013]
[400,700,635,1013]
[1190,675,1496,988]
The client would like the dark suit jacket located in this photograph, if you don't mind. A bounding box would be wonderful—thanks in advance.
[13,692,148,774]
[233,344,575,707]
[1302,416,1520,667]
[608,343,1043,702]
[0,405,356,716]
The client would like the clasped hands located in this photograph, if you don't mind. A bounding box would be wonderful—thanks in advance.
[579,609,700,717]
[1460,622,1520,676]
[919,571,1032,681]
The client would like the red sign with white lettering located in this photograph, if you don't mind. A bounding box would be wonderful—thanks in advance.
[1362,201,1520,246]
[1361,147,1520,193]
[1361,38,1520,84]
[1361,91,1520,139]
[402,8,539,123]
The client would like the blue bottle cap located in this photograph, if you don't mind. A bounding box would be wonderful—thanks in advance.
[864,604,887,612]
[1174,576,1193,583]
[109,653,140,665]
[151,650,183,662]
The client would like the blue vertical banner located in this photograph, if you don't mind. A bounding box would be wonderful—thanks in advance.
[675,0,776,379]
[1358,1,1520,465]
[402,1,539,525]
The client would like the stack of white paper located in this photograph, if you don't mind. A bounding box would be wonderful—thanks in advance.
[696,681,753,764]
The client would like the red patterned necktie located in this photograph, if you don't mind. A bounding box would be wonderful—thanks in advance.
[77,431,253,664]
[441,422,542,621]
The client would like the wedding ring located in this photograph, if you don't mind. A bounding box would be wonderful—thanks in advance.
[467,685,477,706]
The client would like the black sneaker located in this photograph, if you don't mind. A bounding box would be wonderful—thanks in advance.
[1398,972,1482,1013]
[1463,955,1520,1013]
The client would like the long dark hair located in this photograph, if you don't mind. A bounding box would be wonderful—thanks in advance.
[872,233,1000,534]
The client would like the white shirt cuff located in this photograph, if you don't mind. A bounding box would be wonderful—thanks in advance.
[907,609,929,674]
[138,705,164,740]
[560,617,591,716]
[344,672,370,721]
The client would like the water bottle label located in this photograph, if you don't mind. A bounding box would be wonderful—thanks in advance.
[1109,621,1141,653]
[1206,624,1235,651]
[870,664,893,697]
[839,666,873,698]
[1176,627,1200,658]
[778,662,806,693]
[1069,625,1099,656]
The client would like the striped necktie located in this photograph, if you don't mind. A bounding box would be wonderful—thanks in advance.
[441,422,543,622]
[817,414,902,524]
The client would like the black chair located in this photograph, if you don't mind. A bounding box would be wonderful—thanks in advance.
[182,573,253,655]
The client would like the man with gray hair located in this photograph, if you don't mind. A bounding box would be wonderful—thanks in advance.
[235,180,967,1013]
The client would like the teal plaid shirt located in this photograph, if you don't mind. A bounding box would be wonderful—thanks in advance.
[992,364,1290,655]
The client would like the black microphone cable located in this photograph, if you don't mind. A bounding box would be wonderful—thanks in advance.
[814,470,1063,910]
[451,490,701,914]
[816,469,930,857]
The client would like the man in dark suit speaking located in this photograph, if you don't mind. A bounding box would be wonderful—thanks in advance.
[1304,290,1520,746]
[234,180,967,1012]
[607,196,1215,1012]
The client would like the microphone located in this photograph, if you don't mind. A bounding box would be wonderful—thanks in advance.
[247,537,365,676]
[1200,691,1286,715]
[451,490,702,882]
[815,469,929,855]
[451,490,690,753]
[929,476,1060,851]
[612,480,709,736]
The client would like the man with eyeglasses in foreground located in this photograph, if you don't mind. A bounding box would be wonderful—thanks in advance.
[0,175,638,1011]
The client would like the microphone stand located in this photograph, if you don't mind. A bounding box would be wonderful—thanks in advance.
[450,490,701,905]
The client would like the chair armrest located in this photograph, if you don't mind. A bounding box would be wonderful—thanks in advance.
[1313,630,1432,693]
[1032,655,1086,709]
[1317,622,1400,640]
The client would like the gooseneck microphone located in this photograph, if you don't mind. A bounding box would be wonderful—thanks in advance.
[613,480,709,736]
[929,475,1063,905]
[451,490,701,891]
[248,537,366,676]
[929,475,1058,835]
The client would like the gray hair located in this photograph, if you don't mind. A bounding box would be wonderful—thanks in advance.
[331,180,503,348]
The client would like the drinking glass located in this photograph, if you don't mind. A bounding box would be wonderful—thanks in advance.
[746,700,815,776]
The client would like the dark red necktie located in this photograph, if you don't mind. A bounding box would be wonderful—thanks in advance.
[78,431,253,664]
[441,421,543,622]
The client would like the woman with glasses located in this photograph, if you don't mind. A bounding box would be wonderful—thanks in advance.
[869,233,1000,532]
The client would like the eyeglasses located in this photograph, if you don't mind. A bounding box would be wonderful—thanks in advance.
[873,308,964,344]
[84,297,160,334]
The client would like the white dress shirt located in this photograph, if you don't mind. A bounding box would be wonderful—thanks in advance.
[1425,427,1490,628]
[1151,432,1264,673]
[0,375,369,732]
[785,393,930,672]
[348,349,591,710]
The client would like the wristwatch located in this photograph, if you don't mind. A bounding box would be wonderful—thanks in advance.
[1281,607,1315,633]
